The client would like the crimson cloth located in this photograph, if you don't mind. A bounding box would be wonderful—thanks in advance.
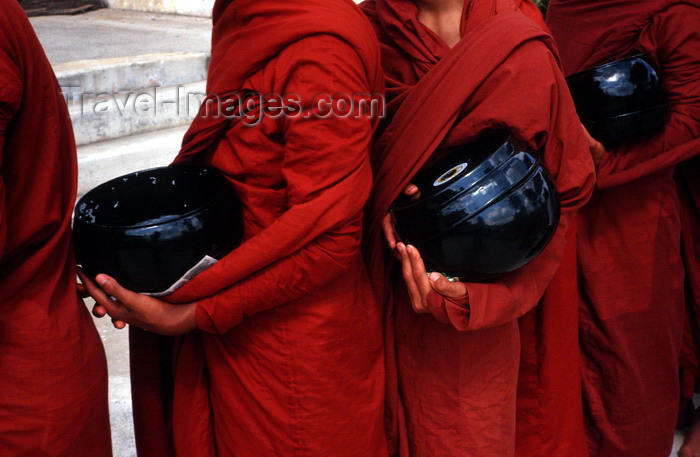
[128,1,389,456]
[514,0,550,31]
[678,157,700,399]
[360,0,595,456]
[0,2,112,456]
[547,1,700,456]
[507,4,578,457]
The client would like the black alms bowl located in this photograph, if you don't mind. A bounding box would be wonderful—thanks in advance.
[566,54,667,145]
[73,166,242,293]
[393,136,560,281]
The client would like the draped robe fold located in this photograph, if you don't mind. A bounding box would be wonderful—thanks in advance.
[678,157,700,402]
[547,1,700,455]
[0,1,112,455]
[360,1,595,455]
[129,1,389,456]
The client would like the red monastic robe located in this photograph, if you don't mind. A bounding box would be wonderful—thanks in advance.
[514,0,550,31]
[360,1,595,456]
[678,157,700,401]
[0,2,112,456]
[547,1,700,456]
[506,3,585,457]
[128,1,389,456]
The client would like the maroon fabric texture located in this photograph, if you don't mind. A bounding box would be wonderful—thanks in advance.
[361,0,595,455]
[130,1,388,456]
[0,1,112,456]
[678,157,700,399]
[548,1,700,455]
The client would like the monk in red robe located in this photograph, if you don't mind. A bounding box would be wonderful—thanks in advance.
[0,1,112,456]
[678,157,700,457]
[547,1,700,456]
[80,1,389,456]
[359,0,595,456]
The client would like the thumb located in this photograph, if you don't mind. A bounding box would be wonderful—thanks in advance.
[96,274,139,304]
[429,272,466,298]
[77,269,125,319]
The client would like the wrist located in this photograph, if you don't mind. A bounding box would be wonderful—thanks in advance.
[167,302,198,335]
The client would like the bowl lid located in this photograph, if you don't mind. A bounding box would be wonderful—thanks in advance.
[394,134,514,212]
[424,149,542,240]
[75,166,230,229]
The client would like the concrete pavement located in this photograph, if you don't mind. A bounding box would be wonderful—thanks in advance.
[77,125,184,196]
[30,8,211,64]
[90,300,136,457]
[32,9,211,146]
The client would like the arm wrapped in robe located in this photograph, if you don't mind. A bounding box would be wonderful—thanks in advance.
[169,36,377,334]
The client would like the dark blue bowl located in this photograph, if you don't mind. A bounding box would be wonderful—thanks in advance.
[566,54,667,144]
[393,136,560,281]
[73,166,242,294]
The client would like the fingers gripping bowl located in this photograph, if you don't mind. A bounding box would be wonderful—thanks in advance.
[392,136,561,282]
[73,166,243,294]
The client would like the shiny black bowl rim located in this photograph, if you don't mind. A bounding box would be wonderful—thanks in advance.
[393,141,515,213]
[391,141,548,241]
[423,152,544,242]
[75,166,230,230]
[565,53,650,81]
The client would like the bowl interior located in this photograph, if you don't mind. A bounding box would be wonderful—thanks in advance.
[75,166,227,228]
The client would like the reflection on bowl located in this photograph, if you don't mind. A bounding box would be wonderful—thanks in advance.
[566,54,666,144]
[393,135,560,281]
[73,166,243,293]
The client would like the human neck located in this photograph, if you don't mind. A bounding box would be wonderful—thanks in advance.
[414,0,465,48]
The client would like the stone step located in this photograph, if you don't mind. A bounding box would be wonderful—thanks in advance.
[106,0,214,17]
[56,52,209,96]
[54,51,208,146]
[77,125,187,197]
[68,79,205,146]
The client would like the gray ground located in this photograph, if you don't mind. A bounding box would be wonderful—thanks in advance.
[30,8,211,63]
[89,301,137,456]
